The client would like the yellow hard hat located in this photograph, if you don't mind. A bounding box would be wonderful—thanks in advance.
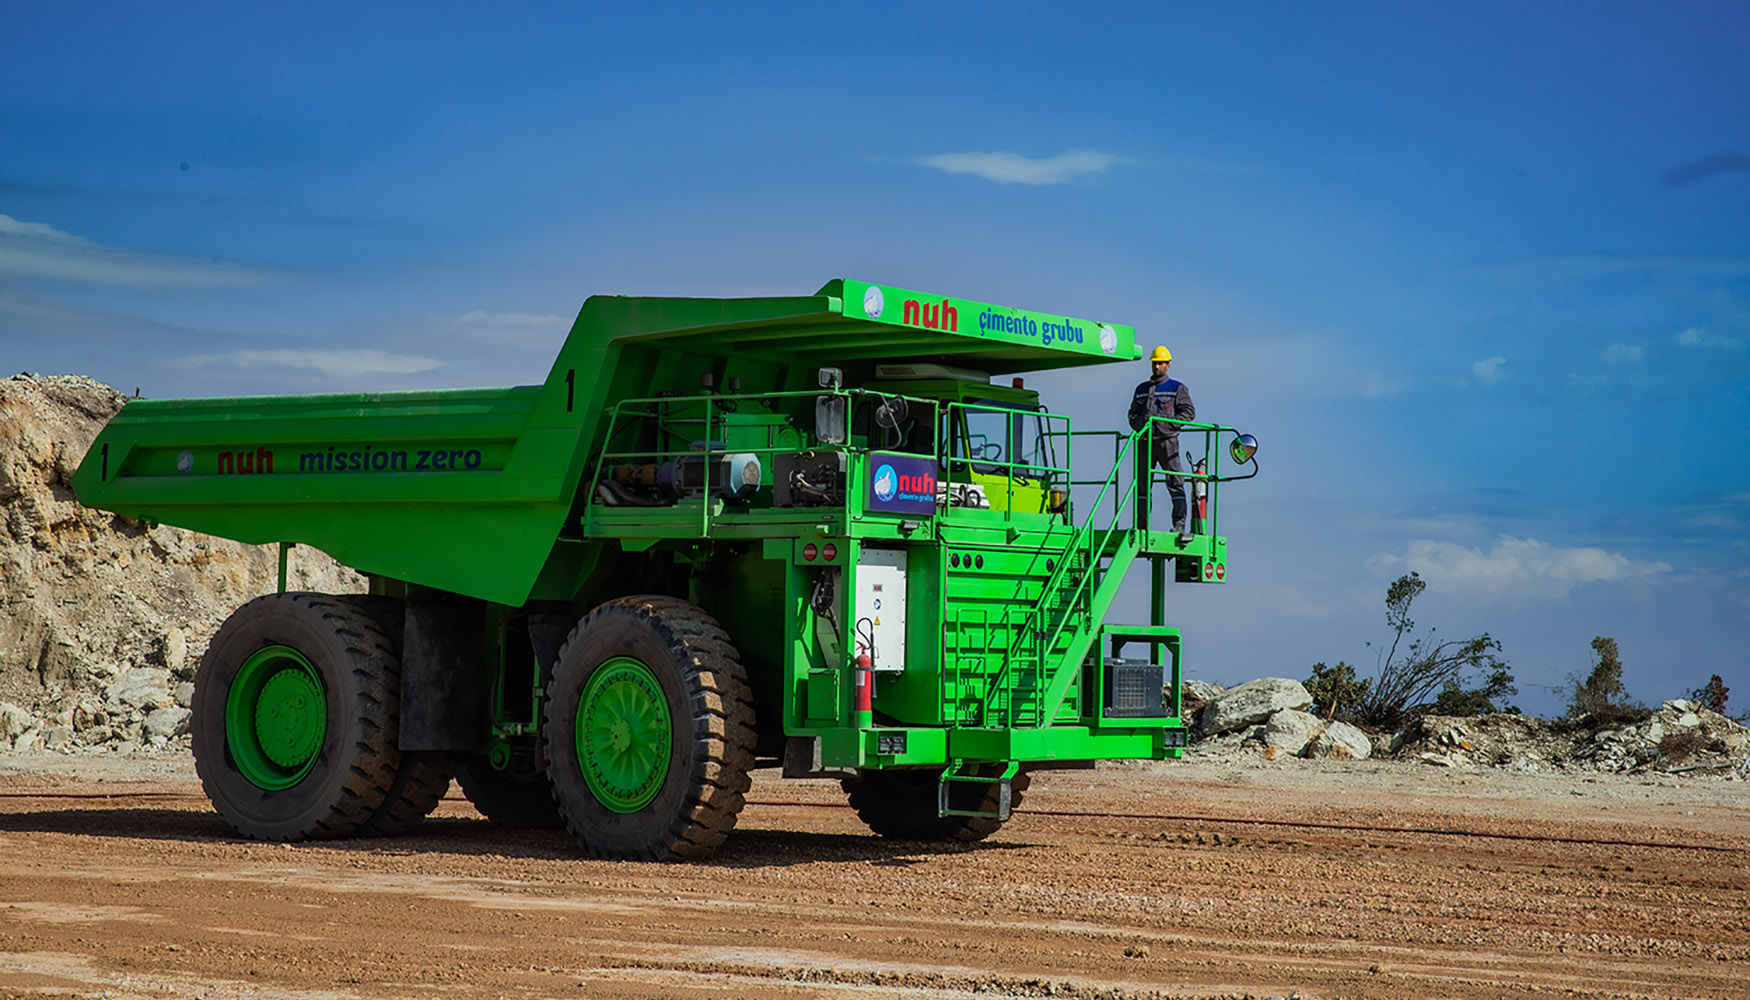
[1149,346,1172,363]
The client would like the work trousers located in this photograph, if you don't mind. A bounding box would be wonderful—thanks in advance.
[1147,442,1187,528]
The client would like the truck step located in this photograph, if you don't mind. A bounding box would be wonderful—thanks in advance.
[937,760,1020,820]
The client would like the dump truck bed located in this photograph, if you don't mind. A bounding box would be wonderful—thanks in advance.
[73,280,1139,606]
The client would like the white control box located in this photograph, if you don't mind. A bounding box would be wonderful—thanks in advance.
[854,547,908,672]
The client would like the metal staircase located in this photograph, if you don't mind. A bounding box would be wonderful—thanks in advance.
[980,425,1151,728]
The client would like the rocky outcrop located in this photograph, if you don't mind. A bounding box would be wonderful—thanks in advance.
[1186,681,1745,776]
[1404,701,1750,776]
[1,374,364,753]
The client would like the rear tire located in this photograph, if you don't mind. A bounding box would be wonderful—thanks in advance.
[342,595,456,838]
[192,592,401,841]
[544,596,755,860]
[842,766,1030,842]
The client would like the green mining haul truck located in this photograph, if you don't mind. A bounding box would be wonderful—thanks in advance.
[73,279,1258,860]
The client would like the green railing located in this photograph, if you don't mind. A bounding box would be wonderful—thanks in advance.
[583,388,842,536]
[978,415,1242,728]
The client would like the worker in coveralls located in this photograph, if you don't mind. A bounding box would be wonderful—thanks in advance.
[1127,346,1196,534]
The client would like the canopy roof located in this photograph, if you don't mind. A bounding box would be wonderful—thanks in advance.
[583,279,1141,376]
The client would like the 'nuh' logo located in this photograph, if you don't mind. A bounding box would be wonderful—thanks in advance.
[217,447,274,474]
[903,297,958,332]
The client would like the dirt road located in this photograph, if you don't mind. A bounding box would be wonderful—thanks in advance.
[1,755,1745,999]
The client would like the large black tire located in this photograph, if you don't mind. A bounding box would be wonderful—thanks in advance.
[341,594,457,838]
[192,592,402,841]
[544,595,755,860]
[455,755,563,828]
[842,766,1031,842]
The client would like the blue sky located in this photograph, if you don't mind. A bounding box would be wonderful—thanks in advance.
[5,2,1746,717]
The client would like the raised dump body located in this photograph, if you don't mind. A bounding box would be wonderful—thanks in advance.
[74,279,1257,859]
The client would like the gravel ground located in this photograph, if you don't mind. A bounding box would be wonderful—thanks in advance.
[2,747,1745,999]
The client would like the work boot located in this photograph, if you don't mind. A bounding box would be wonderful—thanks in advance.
[1171,519,1187,535]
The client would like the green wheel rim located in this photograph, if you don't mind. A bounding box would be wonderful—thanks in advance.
[225,645,328,791]
[575,656,672,813]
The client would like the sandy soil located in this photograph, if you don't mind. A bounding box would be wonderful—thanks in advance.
[1,750,1745,1000]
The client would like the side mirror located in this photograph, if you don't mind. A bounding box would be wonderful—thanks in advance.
[815,395,848,445]
[1228,433,1259,465]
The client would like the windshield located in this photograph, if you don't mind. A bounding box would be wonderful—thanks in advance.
[948,399,1063,479]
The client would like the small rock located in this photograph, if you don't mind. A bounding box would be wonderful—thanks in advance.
[174,682,195,708]
[12,728,42,752]
[44,725,73,750]
[160,627,189,676]
[72,701,107,731]
[143,706,192,740]
[1200,678,1314,735]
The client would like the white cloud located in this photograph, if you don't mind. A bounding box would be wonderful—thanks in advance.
[1603,343,1643,365]
[443,309,570,349]
[1471,355,1508,384]
[1360,371,1411,398]
[177,348,443,377]
[1368,535,1671,603]
[455,309,567,332]
[911,150,1130,185]
[0,213,287,288]
[1676,327,1742,350]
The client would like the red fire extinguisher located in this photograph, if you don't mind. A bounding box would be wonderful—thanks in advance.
[853,648,873,729]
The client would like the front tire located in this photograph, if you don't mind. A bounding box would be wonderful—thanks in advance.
[192,593,402,841]
[544,596,755,860]
[842,766,1030,842]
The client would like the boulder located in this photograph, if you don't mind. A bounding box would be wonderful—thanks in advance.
[1308,720,1373,760]
[143,706,192,740]
[1200,678,1314,735]
[1262,709,1324,755]
[106,667,171,710]
[1182,680,1226,704]
[0,701,36,743]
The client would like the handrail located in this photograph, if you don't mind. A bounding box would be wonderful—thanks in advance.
[979,417,1248,727]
